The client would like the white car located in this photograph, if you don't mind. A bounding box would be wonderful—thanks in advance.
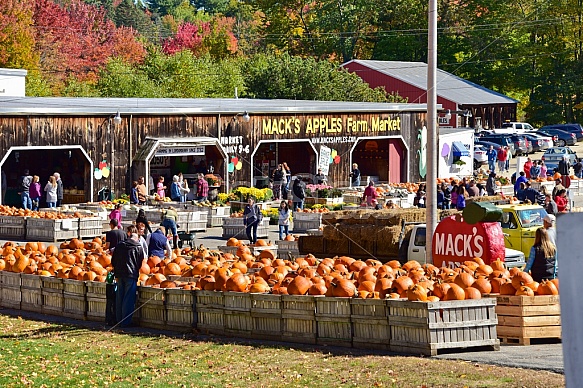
[473,144,488,170]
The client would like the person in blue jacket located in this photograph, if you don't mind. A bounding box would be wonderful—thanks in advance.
[514,171,528,195]
[486,145,497,173]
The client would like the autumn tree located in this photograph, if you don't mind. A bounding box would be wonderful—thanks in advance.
[162,17,238,58]
[0,0,38,69]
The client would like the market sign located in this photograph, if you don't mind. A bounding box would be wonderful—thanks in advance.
[261,115,402,137]
[318,145,331,175]
[432,216,506,268]
[155,146,205,156]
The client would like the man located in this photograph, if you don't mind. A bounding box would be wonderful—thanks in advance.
[272,164,285,200]
[522,181,538,204]
[195,173,208,202]
[147,226,173,259]
[496,147,507,173]
[136,176,148,205]
[544,194,558,216]
[543,214,557,247]
[557,156,570,177]
[161,206,179,249]
[54,172,63,207]
[291,175,306,211]
[530,161,541,180]
[505,146,512,172]
[111,225,146,327]
[574,158,583,179]
[486,145,497,173]
[514,171,528,195]
[486,172,498,196]
[105,219,127,252]
[18,169,32,210]
[315,168,327,185]
[552,178,565,199]
[466,179,480,197]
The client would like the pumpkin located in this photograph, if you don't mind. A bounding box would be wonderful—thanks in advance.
[357,280,376,293]
[516,285,535,297]
[330,279,357,298]
[68,238,84,250]
[454,272,475,289]
[490,258,506,272]
[427,296,441,302]
[537,280,559,295]
[464,287,482,300]
[432,282,451,299]
[258,249,276,261]
[500,282,517,295]
[308,283,327,295]
[287,276,312,295]
[225,273,249,292]
[226,238,240,247]
[490,277,507,294]
[284,234,295,241]
[393,276,414,294]
[249,282,270,293]
[511,272,533,290]
[407,284,428,302]
[145,273,166,286]
[444,284,465,301]
[472,278,492,295]
[255,239,268,247]
[163,262,182,276]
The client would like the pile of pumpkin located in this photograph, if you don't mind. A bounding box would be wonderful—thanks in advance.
[0,205,89,219]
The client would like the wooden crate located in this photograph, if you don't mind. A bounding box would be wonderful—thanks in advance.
[387,299,499,356]
[224,291,253,336]
[495,295,561,345]
[42,289,64,315]
[165,288,195,332]
[21,274,43,313]
[42,277,64,291]
[316,297,352,347]
[293,220,321,233]
[209,215,229,227]
[2,271,22,287]
[196,290,224,334]
[0,225,26,239]
[86,281,106,296]
[87,295,106,321]
[27,218,79,242]
[138,287,166,329]
[63,279,86,296]
[79,217,104,239]
[251,294,282,337]
[281,295,317,344]
[351,298,390,350]
[1,285,21,309]
[63,293,87,320]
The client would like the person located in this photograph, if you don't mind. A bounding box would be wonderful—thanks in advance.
[130,181,139,205]
[551,178,565,199]
[516,182,527,202]
[18,169,33,210]
[450,184,459,209]
[272,164,285,200]
[147,226,172,259]
[29,176,42,211]
[385,199,399,209]
[136,209,153,235]
[540,160,547,178]
[149,175,155,195]
[278,200,290,241]
[170,175,181,202]
[282,162,291,199]
[523,158,533,179]
[156,176,166,199]
[363,181,379,206]
[161,206,179,249]
[456,185,467,210]
[436,185,445,209]
[243,197,262,244]
[111,225,146,327]
[136,222,149,259]
[440,183,451,209]
[315,168,327,185]
[136,176,148,205]
[530,161,541,180]
[543,214,557,247]
[486,145,497,172]
[557,156,570,177]
[109,203,123,227]
[105,218,127,252]
[497,146,507,173]
[54,172,63,207]
[544,194,558,216]
[195,173,209,202]
[486,172,498,196]
[178,172,190,202]
[514,171,528,195]
[574,158,583,179]
[505,146,512,172]
[291,176,306,211]
[522,181,538,204]
[554,189,568,212]
[44,175,58,208]
[466,179,479,197]
[524,227,557,282]
[536,185,547,206]
[349,163,361,186]
[413,183,426,207]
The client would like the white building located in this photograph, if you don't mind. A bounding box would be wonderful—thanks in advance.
[0,68,27,97]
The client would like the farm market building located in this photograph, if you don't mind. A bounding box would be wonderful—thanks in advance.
[0,97,440,203]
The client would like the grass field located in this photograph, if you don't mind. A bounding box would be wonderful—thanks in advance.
[0,314,564,387]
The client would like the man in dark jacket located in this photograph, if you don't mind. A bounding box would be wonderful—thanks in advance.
[111,225,145,327]
[105,219,126,252]
[54,172,63,207]
[147,226,172,259]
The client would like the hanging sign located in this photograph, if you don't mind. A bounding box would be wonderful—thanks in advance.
[155,146,205,157]
[318,145,331,175]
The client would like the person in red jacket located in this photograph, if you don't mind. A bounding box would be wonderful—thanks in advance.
[554,189,569,212]
[523,158,533,179]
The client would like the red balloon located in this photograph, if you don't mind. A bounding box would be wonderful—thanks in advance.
[231,157,239,165]
[333,155,341,164]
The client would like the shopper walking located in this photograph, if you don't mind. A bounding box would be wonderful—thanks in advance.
[350,163,361,186]
[292,176,306,211]
[243,197,263,244]
[44,175,58,208]
[278,200,291,241]
[486,146,497,173]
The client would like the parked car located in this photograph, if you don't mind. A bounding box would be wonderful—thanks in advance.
[541,146,579,172]
[537,128,577,146]
[497,122,537,134]
[507,134,530,155]
[540,123,583,141]
[522,133,553,151]
[473,144,488,170]
[479,134,522,155]
[474,140,504,156]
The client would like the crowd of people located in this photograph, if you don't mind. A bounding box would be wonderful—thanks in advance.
[18,170,64,210]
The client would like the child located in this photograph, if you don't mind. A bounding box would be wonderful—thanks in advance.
[278,200,291,241]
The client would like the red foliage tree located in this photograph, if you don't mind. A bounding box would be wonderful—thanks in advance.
[162,21,210,56]
[162,17,238,58]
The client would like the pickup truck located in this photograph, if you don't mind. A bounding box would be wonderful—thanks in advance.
[494,122,537,134]
[497,203,548,257]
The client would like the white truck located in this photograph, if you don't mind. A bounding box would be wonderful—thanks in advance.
[493,122,536,134]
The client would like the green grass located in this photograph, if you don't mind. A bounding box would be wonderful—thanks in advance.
[0,314,564,387]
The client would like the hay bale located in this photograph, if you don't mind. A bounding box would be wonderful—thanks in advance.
[322,224,341,240]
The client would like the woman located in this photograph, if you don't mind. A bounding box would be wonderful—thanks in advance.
[44,176,58,208]
[243,197,262,244]
[136,209,153,235]
[109,203,123,227]
[450,184,459,209]
[524,227,557,281]
[540,161,547,178]
[278,200,290,241]
[178,172,190,202]
[282,162,291,199]
[170,175,181,202]
[156,176,166,199]
[363,181,379,207]
[440,183,451,209]
[130,181,139,205]
[349,163,361,187]
[456,185,467,210]
[436,185,444,210]
[29,175,42,210]
[485,172,498,196]
[554,189,568,212]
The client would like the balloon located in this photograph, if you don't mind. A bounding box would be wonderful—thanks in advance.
[228,162,235,173]
[231,157,239,165]
[334,155,341,164]
[331,149,337,158]
[101,166,110,178]
[441,143,450,157]
[329,156,334,164]
[235,161,242,170]
[94,169,103,180]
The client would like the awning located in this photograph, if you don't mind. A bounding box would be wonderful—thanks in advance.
[452,141,470,157]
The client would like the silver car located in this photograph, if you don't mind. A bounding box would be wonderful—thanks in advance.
[541,147,579,171]
[526,133,553,150]
[473,144,488,169]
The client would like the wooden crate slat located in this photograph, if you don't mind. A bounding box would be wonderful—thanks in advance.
[496,304,561,317]
[498,315,561,327]
[495,295,559,306]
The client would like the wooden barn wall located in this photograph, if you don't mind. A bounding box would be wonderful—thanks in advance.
[0,111,425,201]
